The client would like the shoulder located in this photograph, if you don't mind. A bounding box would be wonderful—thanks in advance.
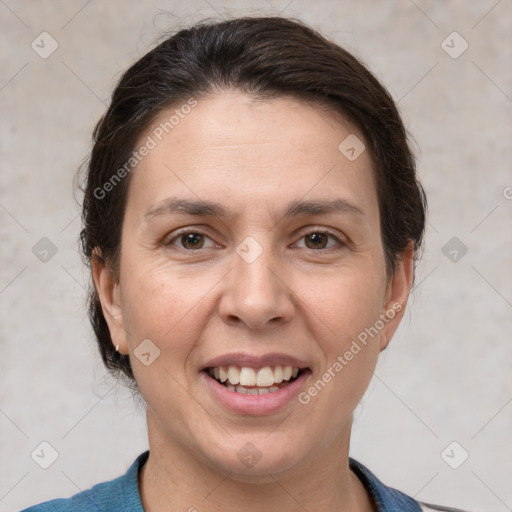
[349,458,472,512]
[20,479,122,512]
[20,451,149,512]
[20,483,109,512]
[419,504,473,512]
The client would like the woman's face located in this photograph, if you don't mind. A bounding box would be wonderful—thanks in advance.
[95,92,412,479]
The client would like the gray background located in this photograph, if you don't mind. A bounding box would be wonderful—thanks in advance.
[1,1,511,511]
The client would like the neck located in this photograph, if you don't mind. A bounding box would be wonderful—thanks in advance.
[139,409,374,512]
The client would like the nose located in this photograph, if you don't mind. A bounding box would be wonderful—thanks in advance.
[218,242,295,330]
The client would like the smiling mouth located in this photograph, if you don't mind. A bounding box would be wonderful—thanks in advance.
[205,365,305,395]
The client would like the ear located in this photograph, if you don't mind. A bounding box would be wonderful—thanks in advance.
[91,250,128,354]
[379,241,415,351]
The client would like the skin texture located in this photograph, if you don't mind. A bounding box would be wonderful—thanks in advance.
[93,91,414,511]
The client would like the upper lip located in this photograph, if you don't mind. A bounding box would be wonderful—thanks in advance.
[201,352,310,371]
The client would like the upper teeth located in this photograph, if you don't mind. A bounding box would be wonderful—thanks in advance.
[212,365,299,387]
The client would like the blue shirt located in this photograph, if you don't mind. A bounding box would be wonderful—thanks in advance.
[21,451,467,512]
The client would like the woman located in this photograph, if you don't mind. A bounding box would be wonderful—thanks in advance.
[23,16,470,512]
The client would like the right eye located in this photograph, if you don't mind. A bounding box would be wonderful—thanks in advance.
[164,230,219,251]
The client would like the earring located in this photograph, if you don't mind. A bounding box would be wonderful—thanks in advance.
[115,344,120,352]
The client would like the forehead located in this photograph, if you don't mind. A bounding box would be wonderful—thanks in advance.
[145,92,363,162]
[126,91,378,224]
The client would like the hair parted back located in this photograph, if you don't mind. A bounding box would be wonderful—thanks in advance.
[80,16,426,386]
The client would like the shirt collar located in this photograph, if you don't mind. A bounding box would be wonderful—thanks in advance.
[349,457,421,511]
[126,451,420,512]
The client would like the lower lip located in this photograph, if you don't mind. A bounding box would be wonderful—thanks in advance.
[200,370,311,415]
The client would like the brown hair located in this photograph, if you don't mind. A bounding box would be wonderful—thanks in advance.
[80,16,427,385]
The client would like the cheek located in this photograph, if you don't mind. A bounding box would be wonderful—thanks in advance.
[118,258,215,361]
[299,266,385,385]
[288,270,385,451]
[118,262,218,413]
[301,264,387,341]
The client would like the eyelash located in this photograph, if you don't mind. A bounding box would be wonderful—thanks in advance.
[164,228,345,252]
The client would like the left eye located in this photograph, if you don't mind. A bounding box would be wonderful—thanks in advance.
[295,231,341,250]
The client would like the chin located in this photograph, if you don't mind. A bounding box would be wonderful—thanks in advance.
[204,438,306,482]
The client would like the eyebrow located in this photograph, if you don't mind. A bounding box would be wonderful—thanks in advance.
[143,196,365,223]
